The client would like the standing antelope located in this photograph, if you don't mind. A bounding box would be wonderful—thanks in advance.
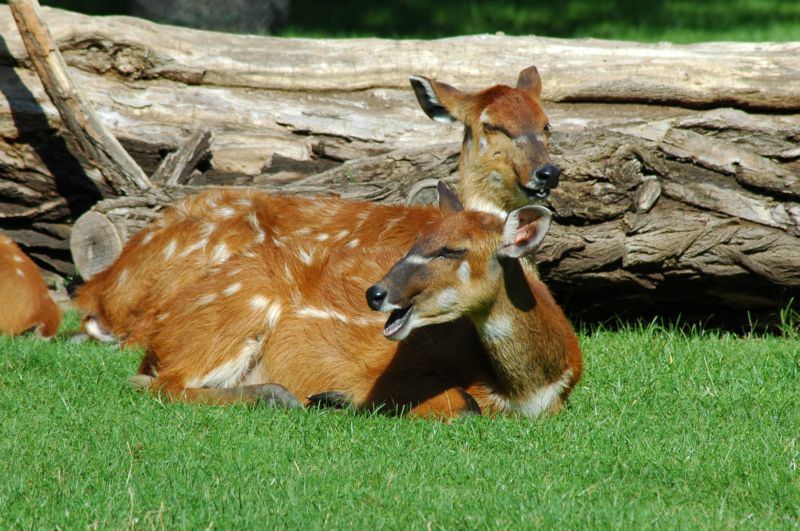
[75,66,561,345]
[0,235,61,338]
[134,183,581,419]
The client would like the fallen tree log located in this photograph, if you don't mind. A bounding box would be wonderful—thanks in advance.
[0,6,798,320]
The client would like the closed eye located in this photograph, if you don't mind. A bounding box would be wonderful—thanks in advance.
[484,123,513,138]
[434,247,467,260]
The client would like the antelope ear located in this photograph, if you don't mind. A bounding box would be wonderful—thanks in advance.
[498,205,552,259]
[437,181,463,213]
[516,66,542,100]
[409,75,466,124]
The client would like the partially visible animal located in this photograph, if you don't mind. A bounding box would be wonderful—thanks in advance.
[75,66,560,346]
[0,235,61,338]
[132,183,581,420]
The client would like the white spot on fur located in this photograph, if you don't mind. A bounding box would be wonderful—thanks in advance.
[296,306,351,324]
[210,243,230,264]
[164,239,177,260]
[284,263,294,283]
[346,239,360,248]
[187,337,263,388]
[250,295,269,310]
[272,237,285,248]
[247,212,266,243]
[457,261,471,283]
[12,255,23,263]
[179,238,208,258]
[197,293,217,305]
[235,198,253,207]
[479,137,488,153]
[16,268,24,278]
[224,282,242,296]
[315,233,329,241]
[335,230,350,240]
[265,301,282,328]
[201,222,217,238]
[141,232,155,245]
[217,207,236,218]
[295,227,311,236]
[297,248,313,265]
[156,312,170,322]
[117,268,129,285]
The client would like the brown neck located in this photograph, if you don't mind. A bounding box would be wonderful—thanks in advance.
[471,258,571,401]
[457,130,508,218]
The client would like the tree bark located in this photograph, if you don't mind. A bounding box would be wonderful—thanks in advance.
[0,6,797,319]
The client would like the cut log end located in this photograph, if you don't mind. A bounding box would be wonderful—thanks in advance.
[70,211,122,279]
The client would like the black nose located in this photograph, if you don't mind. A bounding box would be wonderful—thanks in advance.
[533,163,561,188]
[366,284,388,311]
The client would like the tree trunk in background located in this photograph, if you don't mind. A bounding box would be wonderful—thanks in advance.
[0,7,798,322]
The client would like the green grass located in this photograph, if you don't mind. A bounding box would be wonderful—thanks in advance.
[1,314,798,527]
[35,0,800,42]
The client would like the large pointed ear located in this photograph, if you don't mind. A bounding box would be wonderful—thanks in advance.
[437,181,463,213]
[516,66,542,100]
[497,205,552,259]
[409,76,467,124]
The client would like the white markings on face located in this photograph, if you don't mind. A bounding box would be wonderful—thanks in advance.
[435,288,459,308]
[164,239,177,260]
[296,306,351,324]
[250,295,269,310]
[210,243,230,264]
[197,293,217,305]
[297,248,313,265]
[479,108,491,125]
[346,239,360,249]
[217,207,236,218]
[12,254,23,263]
[457,260,471,283]
[223,282,242,296]
[403,254,432,266]
[16,268,24,278]
[315,233,330,241]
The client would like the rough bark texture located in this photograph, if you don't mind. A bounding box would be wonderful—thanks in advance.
[0,6,798,320]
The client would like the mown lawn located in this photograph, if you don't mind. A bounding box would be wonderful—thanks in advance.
[1,314,797,528]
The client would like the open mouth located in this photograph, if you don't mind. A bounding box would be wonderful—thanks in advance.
[519,183,550,201]
[383,305,414,340]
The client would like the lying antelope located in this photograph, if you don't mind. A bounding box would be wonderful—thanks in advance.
[75,66,560,345]
[0,235,61,338]
[134,183,581,419]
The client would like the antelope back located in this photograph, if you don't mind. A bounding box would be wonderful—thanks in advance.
[0,235,61,337]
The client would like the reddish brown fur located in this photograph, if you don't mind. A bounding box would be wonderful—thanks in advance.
[74,67,557,346]
[0,235,61,337]
[136,203,582,419]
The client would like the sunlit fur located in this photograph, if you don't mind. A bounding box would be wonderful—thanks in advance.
[74,67,556,345]
[132,203,581,420]
[0,235,61,337]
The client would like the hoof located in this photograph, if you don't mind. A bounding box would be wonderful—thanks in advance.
[247,383,303,409]
[129,373,155,390]
[307,391,353,410]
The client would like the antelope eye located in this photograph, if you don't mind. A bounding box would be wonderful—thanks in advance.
[434,247,467,260]
[484,124,511,138]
